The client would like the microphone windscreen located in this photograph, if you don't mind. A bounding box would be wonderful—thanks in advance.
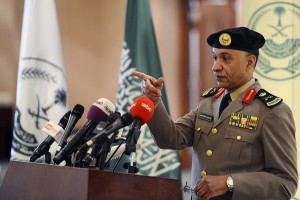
[87,98,116,123]
[73,104,85,118]
[129,96,154,124]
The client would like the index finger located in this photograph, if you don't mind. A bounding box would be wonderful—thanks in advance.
[132,71,151,81]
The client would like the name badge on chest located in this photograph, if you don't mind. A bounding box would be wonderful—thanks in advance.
[198,113,214,122]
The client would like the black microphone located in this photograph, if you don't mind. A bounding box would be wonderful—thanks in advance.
[52,98,115,165]
[82,111,121,166]
[124,120,143,155]
[81,112,134,149]
[55,104,84,154]
[29,111,71,162]
[89,110,121,139]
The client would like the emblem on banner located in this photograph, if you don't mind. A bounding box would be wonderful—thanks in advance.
[13,58,67,156]
[248,2,300,81]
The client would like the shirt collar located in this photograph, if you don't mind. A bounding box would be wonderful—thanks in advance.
[227,78,255,102]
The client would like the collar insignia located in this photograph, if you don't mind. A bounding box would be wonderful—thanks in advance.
[212,88,225,98]
[242,88,257,104]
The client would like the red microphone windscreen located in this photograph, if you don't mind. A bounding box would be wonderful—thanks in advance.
[129,96,154,124]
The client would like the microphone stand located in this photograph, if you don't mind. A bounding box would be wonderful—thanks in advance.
[81,144,99,168]
[44,151,51,164]
[111,139,127,172]
[96,130,120,170]
[65,156,73,167]
[75,148,88,168]
[123,120,142,174]
[104,137,126,168]
[123,150,139,174]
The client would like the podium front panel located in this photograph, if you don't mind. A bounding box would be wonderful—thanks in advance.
[0,161,181,200]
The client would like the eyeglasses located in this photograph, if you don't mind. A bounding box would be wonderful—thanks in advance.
[180,181,195,193]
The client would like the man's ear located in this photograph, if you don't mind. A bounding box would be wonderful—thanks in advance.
[246,54,256,70]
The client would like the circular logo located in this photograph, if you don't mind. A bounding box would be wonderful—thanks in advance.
[248,2,300,80]
[219,33,231,46]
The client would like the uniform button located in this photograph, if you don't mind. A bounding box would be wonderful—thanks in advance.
[206,150,213,157]
[211,128,217,134]
[197,127,201,132]
[200,171,207,177]
[236,136,241,140]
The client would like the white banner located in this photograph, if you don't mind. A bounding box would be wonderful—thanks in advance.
[240,0,300,198]
[12,0,68,161]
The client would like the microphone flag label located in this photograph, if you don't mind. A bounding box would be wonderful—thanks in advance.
[42,121,64,143]
[112,0,181,180]
[11,0,68,161]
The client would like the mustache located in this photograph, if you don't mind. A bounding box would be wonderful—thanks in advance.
[214,73,227,78]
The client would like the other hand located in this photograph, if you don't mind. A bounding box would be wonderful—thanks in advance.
[194,175,228,200]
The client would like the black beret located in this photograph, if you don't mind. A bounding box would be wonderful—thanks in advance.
[207,27,265,54]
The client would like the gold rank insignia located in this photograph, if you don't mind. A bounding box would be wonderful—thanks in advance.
[219,33,231,46]
[229,113,259,130]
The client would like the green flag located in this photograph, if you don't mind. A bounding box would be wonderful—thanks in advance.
[113,0,181,179]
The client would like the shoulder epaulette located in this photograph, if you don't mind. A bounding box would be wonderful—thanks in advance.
[255,89,283,108]
[202,87,224,98]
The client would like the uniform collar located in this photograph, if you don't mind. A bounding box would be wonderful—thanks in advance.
[227,78,255,102]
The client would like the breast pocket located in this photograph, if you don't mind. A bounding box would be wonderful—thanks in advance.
[224,126,257,163]
[193,118,214,149]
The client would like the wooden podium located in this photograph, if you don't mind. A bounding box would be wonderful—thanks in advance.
[0,161,181,200]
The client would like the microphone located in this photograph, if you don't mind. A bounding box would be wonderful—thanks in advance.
[129,96,155,124]
[52,98,115,165]
[125,96,154,155]
[91,111,121,136]
[122,96,154,174]
[29,111,71,162]
[82,111,121,167]
[81,112,134,149]
[55,104,84,154]
[82,113,134,148]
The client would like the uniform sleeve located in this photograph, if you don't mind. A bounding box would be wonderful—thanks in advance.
[232,103,298,199]
[147,101,197,150]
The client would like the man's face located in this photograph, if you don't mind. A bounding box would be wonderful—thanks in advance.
[211,48,255,92]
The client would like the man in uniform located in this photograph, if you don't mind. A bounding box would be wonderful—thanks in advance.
[132,27,297,200]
